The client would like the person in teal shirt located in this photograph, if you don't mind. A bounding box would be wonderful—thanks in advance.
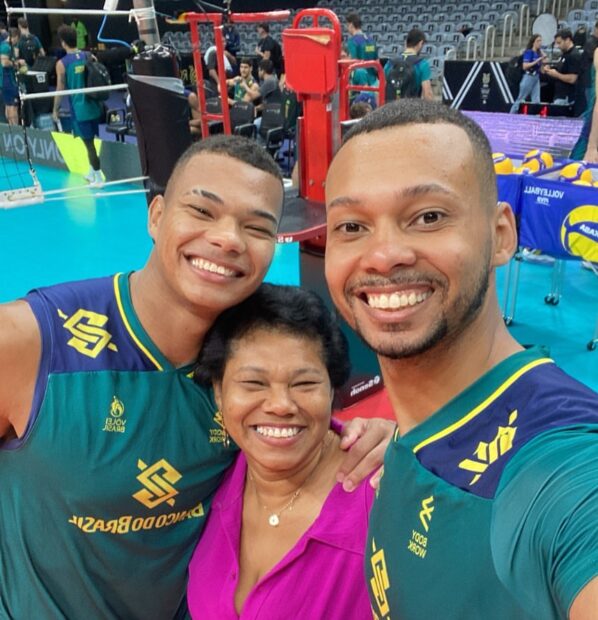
[0,28,20,125]
[346,12,378,82]
[384,28,433,100]
[52,24,103,186]
[324,99,598,620]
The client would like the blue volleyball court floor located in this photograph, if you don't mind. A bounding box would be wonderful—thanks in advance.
[1,161,596,392]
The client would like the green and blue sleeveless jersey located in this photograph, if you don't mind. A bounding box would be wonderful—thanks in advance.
[367,348,598,619]
[347,32,379,82]
[60,51,102,122]
[0,273,235,619]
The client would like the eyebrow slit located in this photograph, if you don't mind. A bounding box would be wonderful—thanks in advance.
[189,188,224,204]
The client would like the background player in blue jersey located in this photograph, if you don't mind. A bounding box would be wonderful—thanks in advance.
[324,100,598,619]
[0,135,393,619]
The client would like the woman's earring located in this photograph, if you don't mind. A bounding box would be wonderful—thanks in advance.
[216,410,230,449]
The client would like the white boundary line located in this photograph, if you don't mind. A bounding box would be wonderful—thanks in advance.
[21,84,128,101]
[43,188,149,203]
[42,176,148,196]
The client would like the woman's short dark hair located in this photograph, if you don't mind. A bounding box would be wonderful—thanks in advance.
[194,284,351,389]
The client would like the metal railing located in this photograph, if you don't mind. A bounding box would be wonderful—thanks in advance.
[500,13,514,57]
[446,46,458,60]
[519,3,530,47]
[465,34,479,60]
[483,24,496,59]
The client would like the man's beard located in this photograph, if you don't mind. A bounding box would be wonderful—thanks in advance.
[348,259,491,360]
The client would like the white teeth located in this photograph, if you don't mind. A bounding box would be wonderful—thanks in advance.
[256,426,301,438]
[191,258,236,277]
[366,290,431,310]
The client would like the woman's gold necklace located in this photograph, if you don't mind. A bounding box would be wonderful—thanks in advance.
[249,432,332,527]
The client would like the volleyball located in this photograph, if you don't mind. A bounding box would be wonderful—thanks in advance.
[493,153,513,174]
[560,204,598,262]
[521,149,554,173]
[559,163,593,184]
[512,165,533,175]
[573,180,593,187]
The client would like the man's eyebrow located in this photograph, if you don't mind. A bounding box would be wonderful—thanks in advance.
[327,196,362,210]
[327,184,458,209]
[189,188,224,204]
[251,209,279,227]
[400,183,458,200]
[187,189,279,227]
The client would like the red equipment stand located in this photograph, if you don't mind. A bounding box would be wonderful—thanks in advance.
[283,8,341,204]
[338,59,386,122]
[280,8,383,406]
[185,10,290,137]
[187,7,385,406]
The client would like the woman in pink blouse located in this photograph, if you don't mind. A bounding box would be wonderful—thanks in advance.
[189,283,373,619]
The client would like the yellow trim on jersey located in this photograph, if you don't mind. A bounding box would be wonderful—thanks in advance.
[413,358,553,453]
[113,274,163,371]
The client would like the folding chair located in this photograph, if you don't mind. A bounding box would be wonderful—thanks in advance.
[230,101,256,138]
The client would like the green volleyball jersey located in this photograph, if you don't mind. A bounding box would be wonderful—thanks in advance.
[61,51,103,121]
[0,273,236,619]
[367,348,598,619]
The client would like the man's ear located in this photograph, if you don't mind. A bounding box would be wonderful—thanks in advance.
[148,194,165,242]
[492,201,518,267]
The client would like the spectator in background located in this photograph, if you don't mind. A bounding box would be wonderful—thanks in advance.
[0,28,21,125]
[574,24,588,48]
[384,28,433,101]
[226,57,260,104]
[253,59,281,138]
[52,25,103,186]
[571,23,598,161]
[509,34,546,114]
[340,44,378,108]
[345,12,378,82]
[581,21,598,109]
[543,29,582,109]
[71,18,88,50]
[204,44,236,95]
[256,23,283,77]
[350,100,373,119]
[0,23,8,43]
[223,14,241,58]
[256,58,281,108]
[16,18,45,68]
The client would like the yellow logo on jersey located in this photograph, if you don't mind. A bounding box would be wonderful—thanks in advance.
[419,496,434,532]
[458,410,518,485]
[370,539,391,618]
[58,308,118,358]
[209,410,228,444]
[102,396,126,433]
[133,459,182,509]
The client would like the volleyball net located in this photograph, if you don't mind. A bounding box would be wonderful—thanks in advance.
[0,3,157,208]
